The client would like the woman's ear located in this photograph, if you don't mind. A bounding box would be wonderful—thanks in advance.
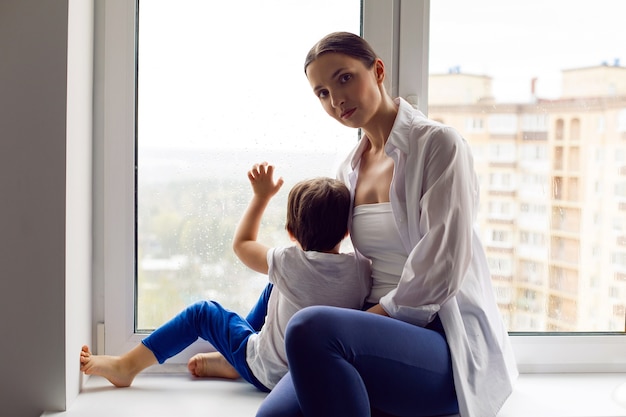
[374,59,385,83]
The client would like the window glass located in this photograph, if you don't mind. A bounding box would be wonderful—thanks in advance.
[136,0,360,331]
[430,0,626,332]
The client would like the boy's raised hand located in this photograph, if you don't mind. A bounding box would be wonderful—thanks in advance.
[233,162,284,275]
[247,162,284,199]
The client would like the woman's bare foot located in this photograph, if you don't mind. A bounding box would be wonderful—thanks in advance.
[187,352,240,379]
[80,344,157,388]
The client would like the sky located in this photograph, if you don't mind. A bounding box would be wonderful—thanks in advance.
[137,0,626,153]
[430,0,626,101]
[137,0,359,154]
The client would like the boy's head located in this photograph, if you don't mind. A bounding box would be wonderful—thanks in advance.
[286,177,350,252]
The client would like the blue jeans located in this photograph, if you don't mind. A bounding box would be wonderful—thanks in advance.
[141,283,274,392]
[256,305,459,417]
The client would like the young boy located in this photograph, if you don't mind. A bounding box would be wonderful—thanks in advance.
[80,162,371,391]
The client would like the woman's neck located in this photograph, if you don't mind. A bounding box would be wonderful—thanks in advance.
[362,95,398,151]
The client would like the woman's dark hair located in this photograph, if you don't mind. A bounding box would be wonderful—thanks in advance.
[286,177,350,252]
[304,31,378,74]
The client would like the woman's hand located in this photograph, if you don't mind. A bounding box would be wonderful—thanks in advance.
[366,303,389,317]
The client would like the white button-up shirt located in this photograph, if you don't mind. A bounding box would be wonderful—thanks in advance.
[337,98,518,417]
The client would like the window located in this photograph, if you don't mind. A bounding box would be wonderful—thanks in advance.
[522,114,549,133]
[489,171,514,191]
[100,0,625,371]
[520,144,547,161]
[619,109,626,132]
[428,0,625,371]
[597,116,606,134]
[570,118,581,141]
[488,200,512,221]
[100,0,426,360]
[556,118,565,140]
[430,0,626,335]
[465,117,484,132]
[489,143,516,164]
[487,114,518,135]
[135,0,361,331]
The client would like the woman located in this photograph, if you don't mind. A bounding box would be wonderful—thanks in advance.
[256,32,518,417]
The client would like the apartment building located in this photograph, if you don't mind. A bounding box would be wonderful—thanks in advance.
[429,64,626,332]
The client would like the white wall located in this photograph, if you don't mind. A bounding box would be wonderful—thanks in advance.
[0,1,93,415]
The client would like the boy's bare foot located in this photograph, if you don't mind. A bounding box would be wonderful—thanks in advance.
[80,344,155,388]
[187,352,240,379]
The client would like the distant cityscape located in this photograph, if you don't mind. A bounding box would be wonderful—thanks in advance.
[430,63,626,332]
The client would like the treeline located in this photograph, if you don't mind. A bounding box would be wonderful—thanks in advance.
[136,178,291,330]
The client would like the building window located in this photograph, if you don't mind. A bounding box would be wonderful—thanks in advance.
[488,143,516,163]
[570,118,581,141]
[556,118,565,140]
[522,114,549,132]
[465,116,485,132]
[619,109,626,132]
[597,116,606,133]
[487,114,517,135]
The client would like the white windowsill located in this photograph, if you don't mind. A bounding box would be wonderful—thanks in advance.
[42,371,626,417]
[498,373,626,417]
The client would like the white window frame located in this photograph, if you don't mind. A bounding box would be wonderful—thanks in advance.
[98,0,626,371]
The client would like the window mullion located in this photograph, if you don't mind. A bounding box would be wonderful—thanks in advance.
[398,0,429,114]
[362,0,399,98]
[100,0,139,355]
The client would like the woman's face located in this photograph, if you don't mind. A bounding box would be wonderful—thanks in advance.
[306,53,384,129]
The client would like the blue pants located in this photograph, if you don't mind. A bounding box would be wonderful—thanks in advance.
[256,305,459,417]
[141,283,274,392]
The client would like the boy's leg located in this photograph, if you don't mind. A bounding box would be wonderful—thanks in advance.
[188,351,240,380]
[79,343,158,388]
[80,299,259,388]
[190,283,274,379]
[143,299,268,390]
[246,283,274,331]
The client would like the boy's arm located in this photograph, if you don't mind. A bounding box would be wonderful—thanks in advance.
[232,162,284,275]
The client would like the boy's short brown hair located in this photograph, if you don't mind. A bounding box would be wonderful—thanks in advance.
[286,177,350,252]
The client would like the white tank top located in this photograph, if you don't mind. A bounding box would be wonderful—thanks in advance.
[351,202,408,303]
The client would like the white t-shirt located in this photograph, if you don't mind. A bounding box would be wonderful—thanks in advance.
[246,245,371,390]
